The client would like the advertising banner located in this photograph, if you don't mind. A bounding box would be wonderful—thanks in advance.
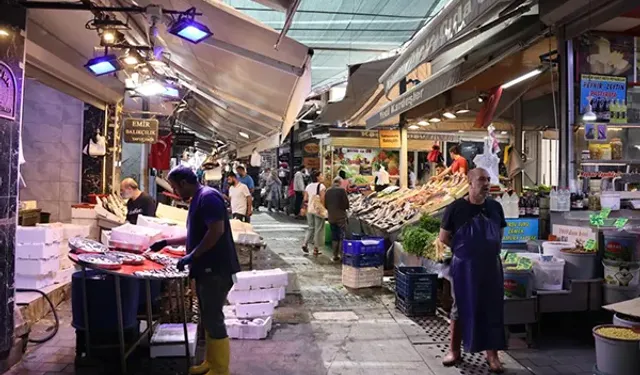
[503,218,539,244]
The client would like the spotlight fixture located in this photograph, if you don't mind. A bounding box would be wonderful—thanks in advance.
[408,124,420,130]
[583,97,597,122]
[478,96,484,103]
[85,55,122,76]
[0,29,9,37]
[443,112,457,119]
[418,120,429,126]
[135,79,167,97]
[500,131,508,135]
[456,106,470,114]
[101,30,125,46]
[239,131,249,139]
[168,19,213,44]
[163,86,180,99]
[429,117,441,123]
[120,50,143,66]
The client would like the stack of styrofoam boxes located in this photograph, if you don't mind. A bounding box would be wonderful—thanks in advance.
[109,223,163,253]
[224,269,288,340]
[15,226,62,289]
[137,215,187,240]
[71,205,100,240]
[34,223,91,284]
[341,238,385,289]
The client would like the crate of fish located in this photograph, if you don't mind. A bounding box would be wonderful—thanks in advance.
[395,294,436,317]
[342,252,384,268]
[342,238,386,255]
[395,267,437,303]
[342,265,383,289]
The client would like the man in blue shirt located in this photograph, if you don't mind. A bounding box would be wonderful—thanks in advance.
[236,165,255,192]
[149,166,240,375]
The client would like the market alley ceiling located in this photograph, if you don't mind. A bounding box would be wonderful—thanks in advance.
[224,0,450,90]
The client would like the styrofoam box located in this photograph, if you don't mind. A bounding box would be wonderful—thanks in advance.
[101,230,111,246]
[110,223,163,247]
[15,274,56,289]
[35,223,64,243]
[88,226,100,241]
[233,269,288,291]
[16,243,58,260]
[55,267,75,285]
[16,226,58,245]
[226,316,272,340]
[235,302,275,318]
[16,257,60,276]
[227,286,285,306]
[156,203,188,225]
[63,224,91,239]
[223,305,237,319]
[150,323,197,358]
[342,265,383,289]
[71,218,98,230]
[71,207,98,219]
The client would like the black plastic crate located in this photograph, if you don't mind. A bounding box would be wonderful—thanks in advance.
[395,294,436,317]
[395,267,437,302]
[342,252,384,268]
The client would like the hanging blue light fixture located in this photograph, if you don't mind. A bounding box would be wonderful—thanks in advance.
[168,19,212,44]
[85,55,121,76]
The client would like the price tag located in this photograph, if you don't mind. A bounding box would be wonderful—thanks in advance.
[614,218,629,229]
[516,257,533,270]
[584,239,596,251]
[600,208,612,219]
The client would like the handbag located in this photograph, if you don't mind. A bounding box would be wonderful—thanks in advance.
[309,183,328,219]
[83,133,106,157]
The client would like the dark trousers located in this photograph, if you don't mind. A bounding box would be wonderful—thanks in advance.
[294,191,304,215]
[195,272,233,339]
[232,213,250,223]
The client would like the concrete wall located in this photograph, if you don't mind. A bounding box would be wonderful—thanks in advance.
[19,79,83,222]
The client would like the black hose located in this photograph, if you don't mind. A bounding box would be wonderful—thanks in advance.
[15,288,59,343]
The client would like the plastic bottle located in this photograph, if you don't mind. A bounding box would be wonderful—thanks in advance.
[611,99,619,124]
[621,100,627,123]
[519,195,526,217]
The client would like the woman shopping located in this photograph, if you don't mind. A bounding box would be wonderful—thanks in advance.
[302,171,327,257]
[266,170,282,212]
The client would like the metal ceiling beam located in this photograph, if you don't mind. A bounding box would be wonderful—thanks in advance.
[234,7,435,19]
[193,106,265,139]
[307,46,391,52]
[274,0,300,49]
[191,109,238,139]
[192,95,276,133]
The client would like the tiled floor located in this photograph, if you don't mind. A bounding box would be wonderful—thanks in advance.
[3,213,599,375]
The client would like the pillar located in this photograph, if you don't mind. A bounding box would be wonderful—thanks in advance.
[0,3,26,356]
[558,28,575,188]
[399,79,408,188]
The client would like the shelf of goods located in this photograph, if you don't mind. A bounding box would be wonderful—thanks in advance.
[347,173,469,236]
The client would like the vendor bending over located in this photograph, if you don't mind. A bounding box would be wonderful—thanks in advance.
[150,166,240,375]
[438,168,506,373]
[120,178,156,224]
[432,145,468,180]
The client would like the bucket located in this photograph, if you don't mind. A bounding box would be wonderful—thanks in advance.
[603,260,640,286]
[593,324,640,375]
[559,249,598,280]
[542,241,573,258]
[603,233,637,261]
[602,284,640,305]
[613,313,640,329]
[532,257,565,291]
[503,269,533,299]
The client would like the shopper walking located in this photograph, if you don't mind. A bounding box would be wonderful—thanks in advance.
[266,170,282,212]
[438,168,506,373]
[293,166,306,216]
[226,172,253,223]
[325,177,349,261]
[149,166,240,375]
[302,171,326,257]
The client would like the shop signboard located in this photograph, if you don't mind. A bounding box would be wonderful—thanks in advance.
[0,61,17,120]
[379,129,401,148]
[380,0,504,92]
[552,224,597,249]
[579,74,627,123]
[329,129,378,139]
[174,132,196,147]
[303,157,320,170]
[503,218,539,244]
[123,118,159,144]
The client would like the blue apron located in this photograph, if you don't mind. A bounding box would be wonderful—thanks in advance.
[450,211,506,353]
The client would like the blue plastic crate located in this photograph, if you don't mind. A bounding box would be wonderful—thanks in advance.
[395,267,437,302]
[342,252,384,268]
[343,238,386,255]
[395,294,436,317]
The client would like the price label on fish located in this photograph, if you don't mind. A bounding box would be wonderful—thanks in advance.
[584,239,597,251]
[614,218,629,229]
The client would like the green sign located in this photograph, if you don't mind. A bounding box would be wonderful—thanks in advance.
[584,239,597,251]
[614,218,629,229]
[600,208,612,219]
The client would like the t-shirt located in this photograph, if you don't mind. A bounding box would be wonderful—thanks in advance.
[305,182,326,202]
[126,192,156,224]
[325,186,349,224]
[441,198,507,237]
[186,186,241,277]
[238,175,255,190]
[229,183,251,215]
[451,157,468,173]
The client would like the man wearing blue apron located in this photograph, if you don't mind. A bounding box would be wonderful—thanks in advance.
[438,168,506,373]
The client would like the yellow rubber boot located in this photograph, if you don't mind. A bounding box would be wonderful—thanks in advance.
[205,337,230,375]
[189,335,210,375]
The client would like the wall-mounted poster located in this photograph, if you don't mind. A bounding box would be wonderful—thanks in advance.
[584,123,608,141]
[579,74,627,123]
[0,61,17,120]
[578,34,633,80]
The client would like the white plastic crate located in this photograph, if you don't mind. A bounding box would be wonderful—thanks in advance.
[62,224,91,239]
[342,265,383,289]
[225,317,272,340]
[16,243,58,260]
[35,223,64,243]
[150,323,197,358]
[15,274,55,289]
[55,267,75,285]
[233,269,288,291]
[235,302,275,318]
[72,207,98,219]
[137,215,187,239]
[16,257,60,276]
[16,226,58,245]
[110,223,163,248]
[227,286,285,306]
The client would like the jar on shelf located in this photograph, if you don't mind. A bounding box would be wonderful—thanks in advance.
[589,143,603,160]
[600,143,612,160]
[588,192,601,211]
[611,138,623,160]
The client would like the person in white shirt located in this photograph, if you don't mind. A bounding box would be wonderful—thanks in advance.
[409,166,417,189]
[375,165,390,192]
[293,166,306,216]
[302,171,326,257]
[226,172,252,223]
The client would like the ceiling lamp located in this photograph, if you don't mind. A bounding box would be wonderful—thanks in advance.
[0,29,9,37]
[101,30,125,46]
[163,86,180,99]
[408,124,420,130]
[418,120,429,126]
[429,117,441,123]
[583,97,597,122]
[239,131,249,139]
[443,111,456,119]
[85,55,121,76]
[168,19,213,44]
[135,79,167,97]
[120,50,143,66]
[501,68,543,89]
